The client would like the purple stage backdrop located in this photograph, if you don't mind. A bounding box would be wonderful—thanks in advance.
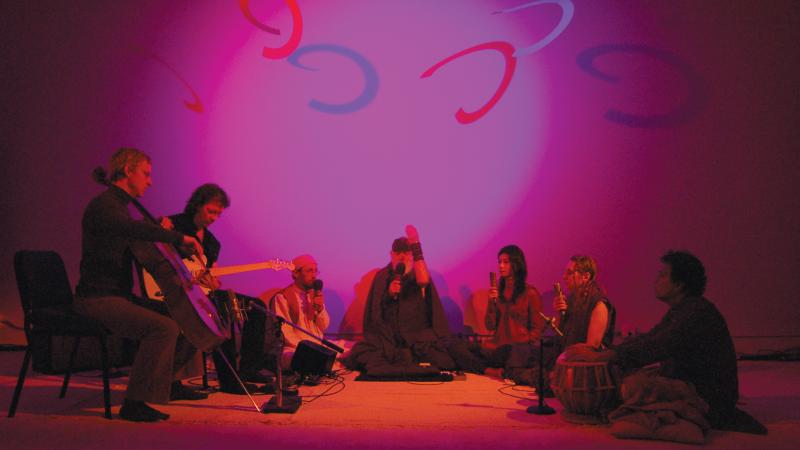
[2,1,798,342]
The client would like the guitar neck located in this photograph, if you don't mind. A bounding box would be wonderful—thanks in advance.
[209,262,291,277]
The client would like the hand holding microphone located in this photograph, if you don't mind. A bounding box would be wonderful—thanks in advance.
[488,271,499,305]
[389,263,405,300]
[553,282,567,321]
[310,279,325,313]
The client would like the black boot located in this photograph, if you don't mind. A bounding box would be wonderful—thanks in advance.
[119,399,169,422]
[170,381,209,401]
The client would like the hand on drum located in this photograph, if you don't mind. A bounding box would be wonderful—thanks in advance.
[563,343,613,362]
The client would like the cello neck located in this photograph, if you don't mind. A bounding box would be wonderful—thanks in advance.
[92,166,159,224]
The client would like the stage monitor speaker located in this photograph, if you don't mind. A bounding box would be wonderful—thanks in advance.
[290,340,335,376]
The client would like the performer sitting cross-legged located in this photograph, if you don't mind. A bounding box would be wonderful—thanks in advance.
[343,225,485,377]
[552,254,616,355]
[567,251,765,434]
[74,147,209,422]
[481,244,546,379]
[268,254,331,371]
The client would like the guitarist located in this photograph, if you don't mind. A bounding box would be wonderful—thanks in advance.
[74,148,209,422]
[165,184,274,393]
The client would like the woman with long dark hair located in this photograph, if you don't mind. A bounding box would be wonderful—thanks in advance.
[482,245,546,378]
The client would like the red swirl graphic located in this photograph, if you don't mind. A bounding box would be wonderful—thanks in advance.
[132,46,204,113]
[421,41,517,124]
[238,0,281,35]
[249,0,303,60]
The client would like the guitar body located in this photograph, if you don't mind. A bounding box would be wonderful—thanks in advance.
[143,257,294,301]
[131,240,230,352]
[142,255,210,300]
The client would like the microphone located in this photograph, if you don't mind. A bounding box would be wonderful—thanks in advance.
[489,271,498,303]
[392,263,406,299]
[554,282,566,321]
[308,279,323,298]
[310,279,324,313]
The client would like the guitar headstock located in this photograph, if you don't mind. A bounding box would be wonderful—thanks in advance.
[267,258,295,271]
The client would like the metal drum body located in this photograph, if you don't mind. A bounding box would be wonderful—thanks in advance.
[551,352,619,423]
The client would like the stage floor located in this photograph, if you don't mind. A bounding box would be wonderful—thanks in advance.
[1,350,798,449]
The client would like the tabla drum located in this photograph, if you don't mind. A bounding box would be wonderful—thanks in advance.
[550,351,620,424]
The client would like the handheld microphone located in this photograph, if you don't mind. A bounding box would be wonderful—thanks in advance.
[310,279,324,312]
[489,271,498,302]
[554,282,566,321]
[392,263,406,299]
[308,278,323,298]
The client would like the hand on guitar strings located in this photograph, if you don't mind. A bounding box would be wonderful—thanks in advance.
[179,235,204,258]
[194,271,221,291]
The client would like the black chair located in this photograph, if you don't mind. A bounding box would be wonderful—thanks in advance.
[8,250,112,419]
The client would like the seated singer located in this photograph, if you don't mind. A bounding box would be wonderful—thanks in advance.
[343,225,483,376]
[482,245,546,379]
[270,254,330,369]
[552,255,616,354]
[74,147,208,422]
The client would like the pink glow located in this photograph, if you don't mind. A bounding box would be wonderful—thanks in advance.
[2,0,798,342]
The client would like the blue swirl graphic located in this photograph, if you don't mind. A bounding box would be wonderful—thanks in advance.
[287,44,379,114]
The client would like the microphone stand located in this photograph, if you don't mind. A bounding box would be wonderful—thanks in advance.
[526,313,563,415]
[247,301,343,414]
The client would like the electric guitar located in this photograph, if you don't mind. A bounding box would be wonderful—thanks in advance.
[143,257,295,301]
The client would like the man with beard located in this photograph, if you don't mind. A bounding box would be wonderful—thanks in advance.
[552,255,616,353]
[343,226,483,377]
[271,254,330,368]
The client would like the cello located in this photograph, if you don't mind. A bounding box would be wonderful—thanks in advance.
[92,167,229,352]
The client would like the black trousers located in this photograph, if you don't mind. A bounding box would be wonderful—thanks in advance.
[209,292,271,389]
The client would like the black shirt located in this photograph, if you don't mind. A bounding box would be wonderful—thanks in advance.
[169,212,221,268]
[560,285,616,350]
[612,296,739,418]
[76,185,184,298]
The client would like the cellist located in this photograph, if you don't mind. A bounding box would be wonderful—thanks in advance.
[74,147,208,422]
